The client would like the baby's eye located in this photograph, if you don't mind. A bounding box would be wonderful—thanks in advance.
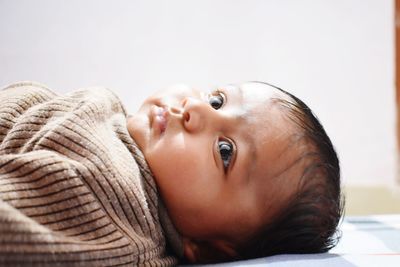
[218,140,233,171]
[209,91,225,110]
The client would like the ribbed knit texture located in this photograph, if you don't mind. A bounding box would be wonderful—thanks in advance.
[0,82,178,266]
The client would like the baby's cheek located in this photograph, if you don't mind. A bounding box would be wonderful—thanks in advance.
[147,138,185,175]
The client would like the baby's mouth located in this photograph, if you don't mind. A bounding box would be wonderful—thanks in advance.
[152,105,168,135]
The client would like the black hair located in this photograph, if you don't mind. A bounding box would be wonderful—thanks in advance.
[239,81,344,259]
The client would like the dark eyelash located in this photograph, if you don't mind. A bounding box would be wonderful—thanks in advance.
[214,89,226,104]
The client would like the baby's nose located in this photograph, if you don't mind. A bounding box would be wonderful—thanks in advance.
[169,105,183,115]
[180,97,207,133]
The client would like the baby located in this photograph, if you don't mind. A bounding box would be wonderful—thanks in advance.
[127,81,343,263]
[0,81,342,265]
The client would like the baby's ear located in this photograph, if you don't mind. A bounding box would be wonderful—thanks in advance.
[182,238,198,263]
[182,237,239,263]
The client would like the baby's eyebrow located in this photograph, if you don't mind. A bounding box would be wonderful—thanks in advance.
[244,130,257,178]
[225,84,244,103]
[224,85,255,179]
[212,138,220,171]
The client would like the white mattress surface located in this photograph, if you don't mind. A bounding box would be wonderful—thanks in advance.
[184,215,400,267]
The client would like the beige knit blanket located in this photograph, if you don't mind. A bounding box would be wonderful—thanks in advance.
[0,82,178,266]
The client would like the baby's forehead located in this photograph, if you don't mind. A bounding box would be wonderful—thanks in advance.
[244,97,306,216]
[244,101,296,142]
[234,83,292,121]
[239,82,290,103]
[241,82,278,98]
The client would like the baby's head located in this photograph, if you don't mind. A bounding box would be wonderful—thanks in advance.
[127,81,343,263]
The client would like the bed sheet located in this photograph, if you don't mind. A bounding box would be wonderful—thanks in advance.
[184,215,400,267]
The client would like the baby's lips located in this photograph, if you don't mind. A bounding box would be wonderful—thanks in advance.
[151,105,168,134]
[156,115,167,133]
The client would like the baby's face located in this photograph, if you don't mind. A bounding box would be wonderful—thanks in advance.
[127,82,302,252]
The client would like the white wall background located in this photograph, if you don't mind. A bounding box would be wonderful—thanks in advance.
[0,0,395,186]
